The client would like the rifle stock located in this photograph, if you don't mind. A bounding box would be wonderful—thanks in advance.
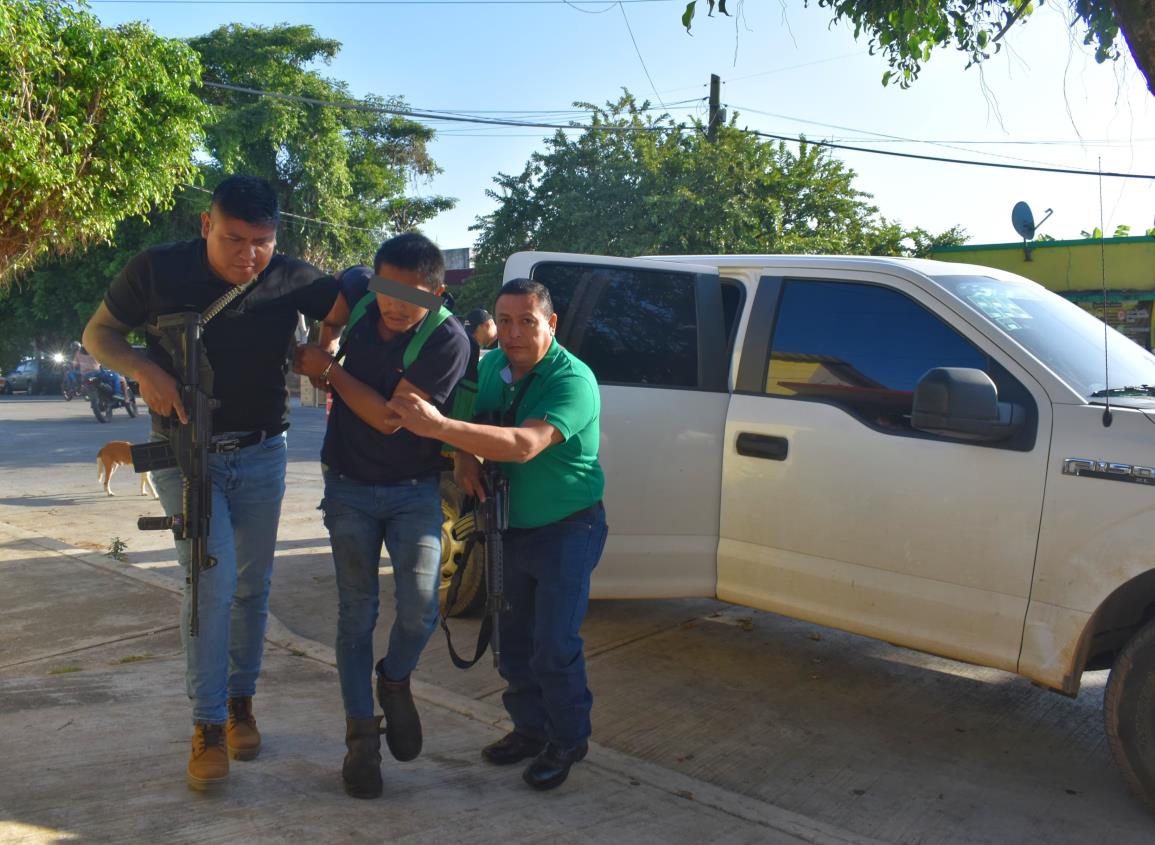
[131,312,218,637]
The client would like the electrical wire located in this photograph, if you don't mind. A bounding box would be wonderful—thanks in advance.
[619,1,666,109]
[184,184,385,233]
[200,81,1155,180]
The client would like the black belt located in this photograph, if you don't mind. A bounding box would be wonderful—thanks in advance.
[208,427,285,452]
[152,421,287,452]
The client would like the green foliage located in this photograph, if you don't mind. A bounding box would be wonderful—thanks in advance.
[0,190,199,369]
[190,23,454,267]
[460,94,965,312]
[681,0,1146,93]
[106,536,128,562]
[0,0,207,286]
[0,23,454,367]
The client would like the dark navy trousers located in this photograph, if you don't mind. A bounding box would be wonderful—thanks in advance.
[497,503,608,749]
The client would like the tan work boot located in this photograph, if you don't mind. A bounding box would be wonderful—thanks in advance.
[187,723,228,790]
[226,696,261,760]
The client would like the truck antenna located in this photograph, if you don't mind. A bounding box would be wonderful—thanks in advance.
[1098,157,1112,427]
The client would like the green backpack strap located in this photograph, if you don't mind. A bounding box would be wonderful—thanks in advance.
[403,305,454,369]
[342,292,377,344]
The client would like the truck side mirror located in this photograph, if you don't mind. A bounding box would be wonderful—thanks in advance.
[911,367,1024,443]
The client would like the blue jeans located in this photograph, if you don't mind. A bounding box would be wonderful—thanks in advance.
[499,503,608,749]
[152,432,287,725]
[321,471,443,720]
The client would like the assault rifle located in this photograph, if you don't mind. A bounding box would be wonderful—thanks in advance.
[130,312,218,637]
[477,461,511,667]
[443,460,510,669]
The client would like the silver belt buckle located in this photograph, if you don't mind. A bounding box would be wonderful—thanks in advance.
[212,436,240,453]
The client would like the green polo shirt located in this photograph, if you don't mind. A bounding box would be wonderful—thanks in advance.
[474,340,604,529]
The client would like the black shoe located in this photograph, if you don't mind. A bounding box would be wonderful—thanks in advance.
[342,716,383,799]
[375,664,422,762]
[481,731,547,766]
[522,741,588,791]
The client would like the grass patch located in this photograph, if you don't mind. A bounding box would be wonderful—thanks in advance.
[116,653,153,664]
[49,665,81,674]
[289,648,307,657]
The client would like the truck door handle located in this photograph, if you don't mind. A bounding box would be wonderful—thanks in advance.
[735,433,788,461]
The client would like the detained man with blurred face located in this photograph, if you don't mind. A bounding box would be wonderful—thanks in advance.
[292,232,470,799]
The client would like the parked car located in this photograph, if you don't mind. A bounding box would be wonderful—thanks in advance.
[1,357,66,395]
[443,250,1155,810]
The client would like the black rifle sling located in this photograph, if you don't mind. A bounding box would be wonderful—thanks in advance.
[441,370,538,670]
[440,531,491,669]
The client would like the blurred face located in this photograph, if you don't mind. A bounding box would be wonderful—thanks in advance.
[201,209,277,285]
[375,263,444,337]
[496,293,556,373]
[474,318,498,347]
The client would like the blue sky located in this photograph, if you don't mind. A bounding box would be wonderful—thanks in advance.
[89,0,1154,252]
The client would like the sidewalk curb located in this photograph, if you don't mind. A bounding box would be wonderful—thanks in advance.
[1,519,882,845]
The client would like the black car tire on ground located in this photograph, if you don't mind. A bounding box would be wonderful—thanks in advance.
[1104,617,1155,811]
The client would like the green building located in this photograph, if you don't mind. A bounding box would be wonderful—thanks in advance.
[931,236,1155,349]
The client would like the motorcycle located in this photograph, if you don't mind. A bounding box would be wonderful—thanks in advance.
[85,369,138,423]
[61,369,87,401]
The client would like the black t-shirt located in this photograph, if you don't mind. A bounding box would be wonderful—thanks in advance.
[321,274,470,484]
[105,238,339,433]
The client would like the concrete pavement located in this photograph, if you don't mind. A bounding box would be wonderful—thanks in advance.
[4,395,1155,843]
[0,522,869,845]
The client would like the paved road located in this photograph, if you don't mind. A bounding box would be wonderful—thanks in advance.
[2,394,1153,843]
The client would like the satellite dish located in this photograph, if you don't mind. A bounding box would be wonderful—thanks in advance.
[1012,201,1036,240]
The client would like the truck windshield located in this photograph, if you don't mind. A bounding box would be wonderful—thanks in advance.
[935,274,1155,401]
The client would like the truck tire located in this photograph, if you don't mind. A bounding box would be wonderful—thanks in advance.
[438,475,486,617]
[1104,617,1155,810]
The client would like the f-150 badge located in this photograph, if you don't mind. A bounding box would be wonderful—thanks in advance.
[1062,458,1155,485]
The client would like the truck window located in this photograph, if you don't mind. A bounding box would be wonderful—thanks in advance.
[530,262,704,388]
[765,280,996,433]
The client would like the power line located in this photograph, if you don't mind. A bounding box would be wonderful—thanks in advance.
[93,0,668,4]
[726,101,1062,170]
[184,185,386,233]
[201,81,1155,181]
[619,2,666,109]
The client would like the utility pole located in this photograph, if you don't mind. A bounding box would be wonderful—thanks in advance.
[707,73,721,142]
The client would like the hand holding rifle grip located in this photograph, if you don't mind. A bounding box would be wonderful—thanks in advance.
[130,312,217,638]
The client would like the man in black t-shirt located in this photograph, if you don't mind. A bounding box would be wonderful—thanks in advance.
[82,175,345,792]
[292,233,469,800]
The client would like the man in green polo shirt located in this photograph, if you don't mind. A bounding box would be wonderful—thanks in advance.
[388,277,607,791]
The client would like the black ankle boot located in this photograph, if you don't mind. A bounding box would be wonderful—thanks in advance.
[523,741,588,791]
[481,731,546,765]
[343,716,383,799]
[375,663,422,762]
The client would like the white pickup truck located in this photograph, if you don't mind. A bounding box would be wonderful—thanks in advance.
[485,250,1155,807]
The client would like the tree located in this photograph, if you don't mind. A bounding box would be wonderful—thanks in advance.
[0,190,201,370]
[459,93,965,311]
[682,0,1155,97]
[0,23,456,369]
[0,0,207,288]
[190,23,454,268]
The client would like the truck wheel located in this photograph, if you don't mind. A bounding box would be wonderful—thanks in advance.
[1104,617,1155,810]
[438,476,486,617]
